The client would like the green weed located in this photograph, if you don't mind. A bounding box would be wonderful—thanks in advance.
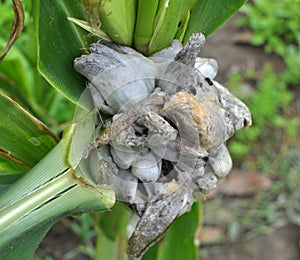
[228,64,298,169]
[220,62,300,240]
[237,0,300,85]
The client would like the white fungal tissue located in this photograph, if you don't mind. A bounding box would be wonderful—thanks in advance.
[74,33,252,259]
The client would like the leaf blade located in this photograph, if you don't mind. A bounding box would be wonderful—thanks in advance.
[33,0,90,105]
[183,0,247,42]
[0,93,58,171]
[148,0,184,54]
[156,203,202,260]
[99,0,137,46]
[133,0,159,54]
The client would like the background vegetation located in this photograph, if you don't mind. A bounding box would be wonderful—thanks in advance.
[200,0,300,254]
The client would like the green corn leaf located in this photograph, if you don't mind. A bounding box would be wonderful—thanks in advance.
[175,9,191,42]
[133,0,159,55]
[0,104,95,206]
[32,0,91,106]
[0,56,31,107]
[0,111,115,259]
[95,235,124,260]
[142,243,159,260]
[0,44,74,133]
[183,0,247,43]
[156,202,202,260]
[148,0,184,54]
[97,202,130,241]
[0,93,58,176]
[99,0,137,46]
[0,155,27,184]
[0,2,74,129]
[181,0,198,13]
[0,127,70,205]
[176,0,197,41]
[95,202,130,260]
[0,177,114,260]
[0,222,53,260]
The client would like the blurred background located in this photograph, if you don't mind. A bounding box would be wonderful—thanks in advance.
[198,1,300,258]
[0,0,299,259]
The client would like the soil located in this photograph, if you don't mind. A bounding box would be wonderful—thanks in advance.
[201,13,286,83]
[36,218,90,260]
[200,224,300,260]
[36,13,300,260]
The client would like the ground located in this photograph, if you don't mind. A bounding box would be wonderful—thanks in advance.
[201,224,299,260]
[35,13,300,260]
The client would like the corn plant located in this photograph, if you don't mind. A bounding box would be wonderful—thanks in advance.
[0,0,248,259]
